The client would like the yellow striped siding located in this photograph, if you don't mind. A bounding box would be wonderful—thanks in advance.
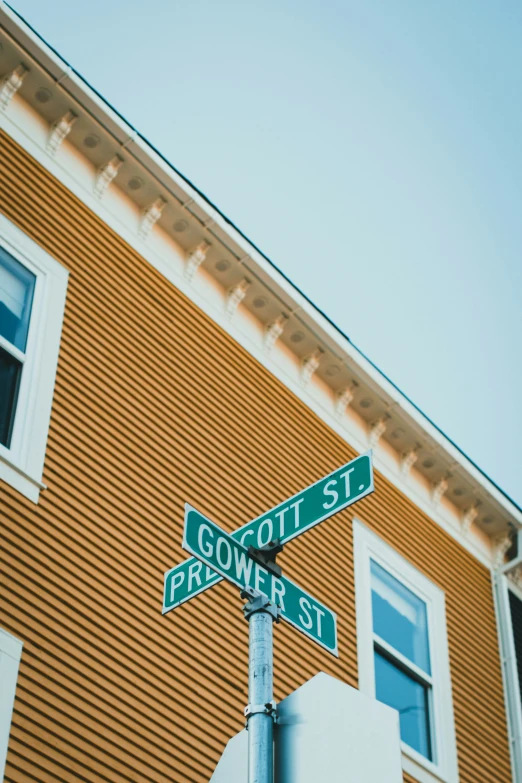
[0,130,512,782]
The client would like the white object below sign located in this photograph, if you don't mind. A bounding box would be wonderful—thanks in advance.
[210,672,402,783]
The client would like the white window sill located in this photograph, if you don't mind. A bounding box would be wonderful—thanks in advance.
[402,744,456,783]
[0,451,46,503]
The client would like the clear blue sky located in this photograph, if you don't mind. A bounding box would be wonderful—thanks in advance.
[10,0,522,506]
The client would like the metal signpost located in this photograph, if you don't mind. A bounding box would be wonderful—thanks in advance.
[163,451,374,783]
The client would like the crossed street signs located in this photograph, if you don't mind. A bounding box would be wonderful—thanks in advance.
[164,452,372,606]
[163,452,373,656]
[183,506,338,655]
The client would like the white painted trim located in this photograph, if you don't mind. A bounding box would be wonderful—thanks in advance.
[0,213,69,503]
[373,633,433,687]
[493,572,522,782]
[353,519,459,783]
[0,628,23,781]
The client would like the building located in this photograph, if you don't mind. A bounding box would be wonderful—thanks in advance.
[1,5,521,782]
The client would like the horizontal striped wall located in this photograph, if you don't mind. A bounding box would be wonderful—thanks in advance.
[0,130,511,783]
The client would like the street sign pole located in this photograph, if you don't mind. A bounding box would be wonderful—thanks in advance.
[242,587,280,783]
[167,455,375,783]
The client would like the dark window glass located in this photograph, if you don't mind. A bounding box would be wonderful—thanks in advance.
[371,559,431,674]
[0,345,22,447]
[509,590,522,705]
[0,247,36,351]
[375,650,432,760]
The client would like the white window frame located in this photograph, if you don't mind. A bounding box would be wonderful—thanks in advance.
[353,518,458,783]
[0,213,68,503]
[0,628,23,781]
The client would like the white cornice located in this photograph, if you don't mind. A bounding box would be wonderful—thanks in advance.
[0,6,520,568]
[0,101,499,570]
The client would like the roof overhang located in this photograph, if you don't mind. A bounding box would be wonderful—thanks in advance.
[1,2,520,556]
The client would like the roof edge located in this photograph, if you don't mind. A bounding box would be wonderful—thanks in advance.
[2,0,520,521]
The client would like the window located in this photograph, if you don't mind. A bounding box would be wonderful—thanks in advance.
[0,214,68,502]
[0,247,36,447]
[495,576,522,780]
[371,559,433,759]
[353,519,458,783]
[508,587,522,706]
[0,628,23,781]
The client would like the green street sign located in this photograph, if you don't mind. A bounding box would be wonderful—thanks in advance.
[163,452,373,615]
[182,505,338,656]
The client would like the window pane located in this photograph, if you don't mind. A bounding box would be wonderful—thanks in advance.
[375,650,432,760]
[0,247,36,351]
[508,590,522,704]
[371,559,431,674]
[0,345,22,447]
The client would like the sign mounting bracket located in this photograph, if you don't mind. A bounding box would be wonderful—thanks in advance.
[241,586,281,622]
[247,539,284,578]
